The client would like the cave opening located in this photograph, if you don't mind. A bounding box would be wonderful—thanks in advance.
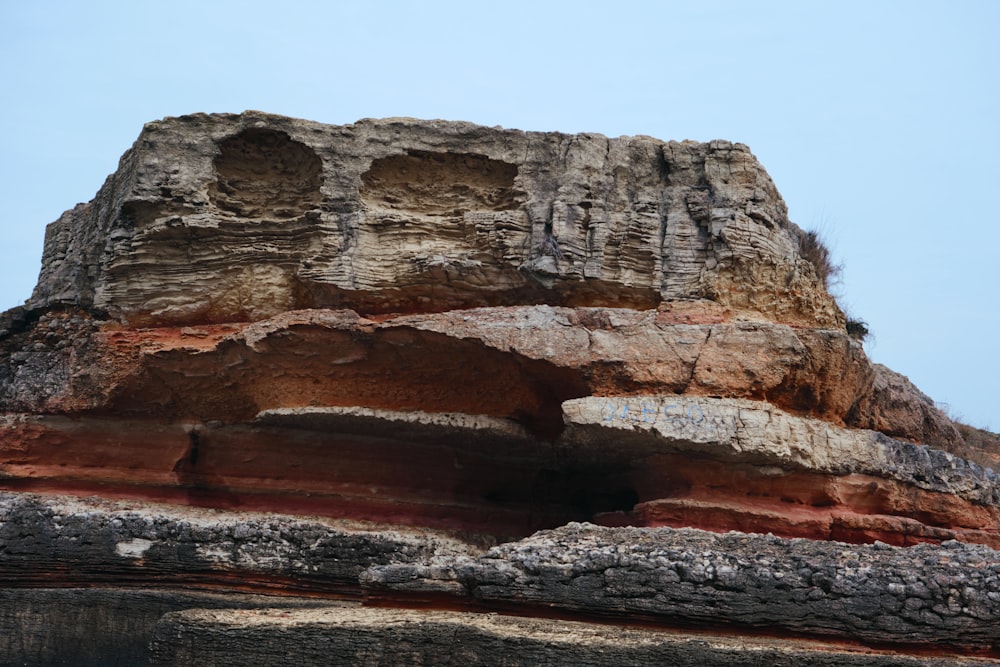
[208,127,323,219]
[480,464,640,532]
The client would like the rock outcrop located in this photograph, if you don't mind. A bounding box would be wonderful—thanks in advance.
[28,112,842,327]
[1,112,996,664]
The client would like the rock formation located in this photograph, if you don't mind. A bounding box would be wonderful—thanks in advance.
[1,112,997,664]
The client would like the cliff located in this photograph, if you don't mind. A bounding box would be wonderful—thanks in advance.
[1,112,997,665]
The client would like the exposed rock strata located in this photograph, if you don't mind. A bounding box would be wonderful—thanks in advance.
[366,523,1000,654]
[1,306,987,546]
[0,306,967,453]
[565,396,1000,547]
[0,589,331,666]
[2,494,997,662]
[2,394,995,547]
[0,492,475,589]
[29,112,842,327]
[1,113,997,664]
[149,607,997,667]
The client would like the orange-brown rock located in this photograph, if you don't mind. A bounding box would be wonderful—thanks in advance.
[0,306,961,444]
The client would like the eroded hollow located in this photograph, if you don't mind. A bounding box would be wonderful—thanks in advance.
[209,128,322,219]
[360,150,519,214]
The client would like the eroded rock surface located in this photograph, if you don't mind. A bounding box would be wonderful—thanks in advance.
[365,523,1000,653]
[2,494,998,661]
[1,589,331,666]
[149,607,997,667]
[29,112,842,326]
[1,113,997,664]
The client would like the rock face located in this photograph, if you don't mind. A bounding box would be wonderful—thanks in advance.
[1,112,997,664]
[30,112,842,327]
[148,607,995,667]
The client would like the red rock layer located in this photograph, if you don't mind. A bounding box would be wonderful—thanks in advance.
[599,456,1000,548]
[3,410,997,548]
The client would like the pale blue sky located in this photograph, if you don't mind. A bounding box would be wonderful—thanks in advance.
[1,1,997,429]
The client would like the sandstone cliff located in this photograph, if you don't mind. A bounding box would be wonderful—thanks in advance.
[1,113,996,665]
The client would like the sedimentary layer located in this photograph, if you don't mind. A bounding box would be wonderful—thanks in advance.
[1,394,996,547]
[148,606,997,667]
[2,113,997,664]
[366,522,1000,654]
[29,112,842,327]
[2,493,998,662]
[0,304,968,454]
[0,589,331,666]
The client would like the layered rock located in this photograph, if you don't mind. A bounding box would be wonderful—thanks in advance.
[1,589,331,666]
[366,523,1000,654]
[149,607,996,667]
[3,493,998,662]
[1,113,997,664]
[29,112,841,327]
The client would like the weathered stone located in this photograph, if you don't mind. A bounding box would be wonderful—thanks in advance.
[0,492,476,589]
[2,390,994,546]
[560,395,1000,547]
[0,588,332,666]
[850,363,965,455]
[3,492,999,661]
[0,304,972,462]
[562,395,999,506]
[2,113,998,664]
[148,606,996,667]
[29,112,842,328]
[364,523,1000,654]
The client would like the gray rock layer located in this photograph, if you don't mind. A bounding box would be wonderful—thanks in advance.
[147,607,996,667]
[0,588,332,667]
[561,395,1000,507]
[366,523,1000,653]
[0,492,475,588]
[3,493,998,654]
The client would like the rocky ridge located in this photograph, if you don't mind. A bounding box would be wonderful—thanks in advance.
[0,112,997,664]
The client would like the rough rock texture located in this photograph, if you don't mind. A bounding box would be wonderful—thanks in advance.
[0,493,475,589]
[148,607,997,667]
[563,396,1000,548]
[366,523,1000,653]
[1,113,998,664]
[3,493,998,663]
[0,589,331,666]
[30,112,843,327]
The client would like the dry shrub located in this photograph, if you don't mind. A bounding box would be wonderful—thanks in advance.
[845,318,869,341]
[954,422,1000,472]
[797,230,843,290]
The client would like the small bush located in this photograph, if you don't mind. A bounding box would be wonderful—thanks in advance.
[797,230,842,290]
[796,227,871,343]
[846,318,869,341]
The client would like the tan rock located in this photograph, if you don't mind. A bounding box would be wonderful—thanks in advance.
[30,113,842,327]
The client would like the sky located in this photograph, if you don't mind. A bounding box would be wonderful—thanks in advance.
[1,1,997,429]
